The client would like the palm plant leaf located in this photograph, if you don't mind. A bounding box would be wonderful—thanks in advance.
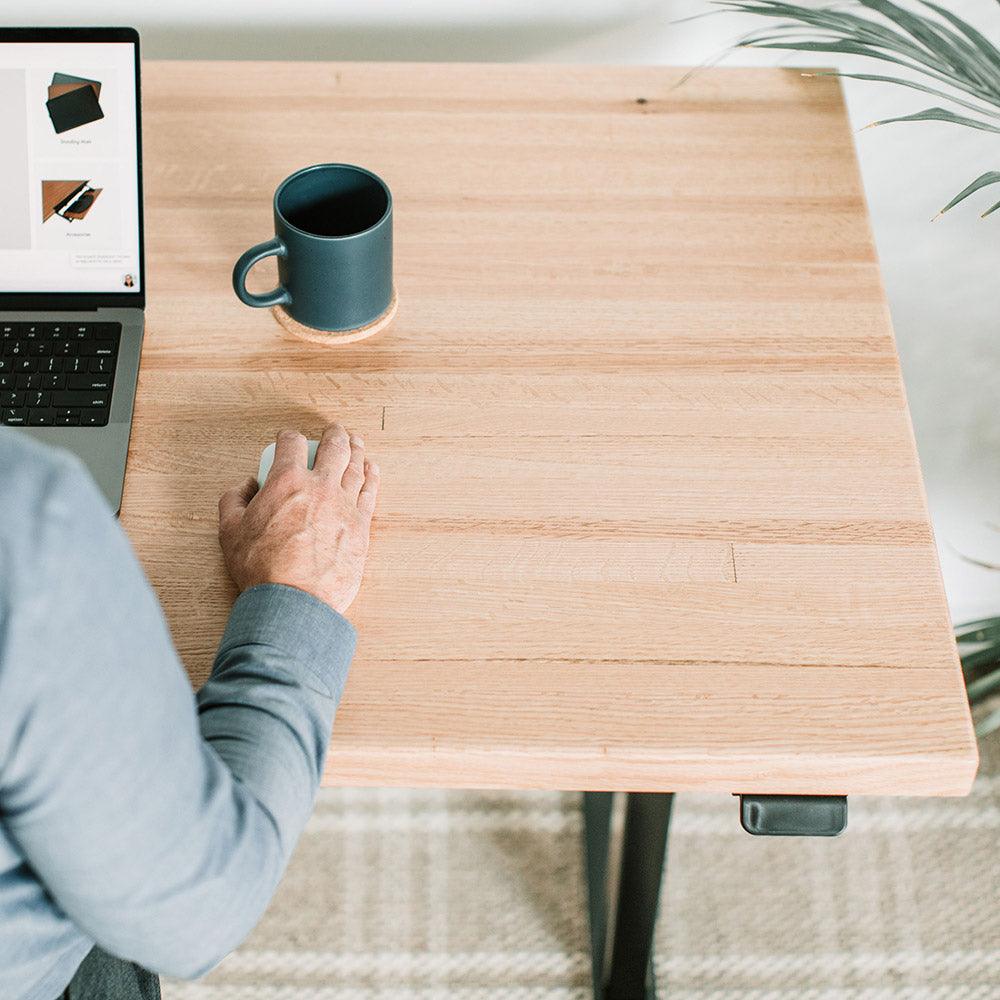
[957,616,1000,738]
[956,618,1000,643]
[968,667,1000,703]
[960,644,1000,680]
[726,4,1000,104]
[936,171,1000,216]
[877,0,1000,83]
[863,106,1000,133]
[917,1,1000,74]
[740,36,983,101]
[863,0,981,73]
[805,71,1000,119]
[714,0,1000,219]
[976,705,1000,738]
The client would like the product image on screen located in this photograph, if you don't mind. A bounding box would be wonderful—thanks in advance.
[45,71,103,133]
[42,179,103,222]
[0,39,140,293]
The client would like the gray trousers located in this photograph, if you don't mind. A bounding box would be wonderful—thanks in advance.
[61,947,160,1000]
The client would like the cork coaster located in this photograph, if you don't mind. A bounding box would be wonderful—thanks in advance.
[271,289,398,346]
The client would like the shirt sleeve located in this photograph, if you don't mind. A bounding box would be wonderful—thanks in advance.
[0,450,355,979]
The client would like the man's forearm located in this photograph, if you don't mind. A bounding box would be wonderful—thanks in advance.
[0,450,358,981]
[197,583,356,855]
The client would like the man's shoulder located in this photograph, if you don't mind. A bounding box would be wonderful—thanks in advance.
[0,429,89,530]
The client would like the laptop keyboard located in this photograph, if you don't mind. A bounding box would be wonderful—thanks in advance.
[0,321,120,428]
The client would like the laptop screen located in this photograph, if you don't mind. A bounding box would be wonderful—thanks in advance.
[0,39,141,295]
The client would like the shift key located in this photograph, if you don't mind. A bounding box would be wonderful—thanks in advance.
[67,374,113,391]
[52,391,109,408]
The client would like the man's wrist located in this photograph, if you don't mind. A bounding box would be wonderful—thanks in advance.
[217,583,356,700]
[237,578,337,614]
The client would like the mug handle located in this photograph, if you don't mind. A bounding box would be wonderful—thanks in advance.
[232,237,291,308]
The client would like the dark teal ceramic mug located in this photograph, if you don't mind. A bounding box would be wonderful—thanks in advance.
[233,163,393,332]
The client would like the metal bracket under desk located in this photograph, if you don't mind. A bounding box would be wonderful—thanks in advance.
[582,792,848,1000]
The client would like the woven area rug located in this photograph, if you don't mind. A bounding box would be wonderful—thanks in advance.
[164,736,999,999]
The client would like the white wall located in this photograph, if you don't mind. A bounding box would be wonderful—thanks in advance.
[11,0,1000,620]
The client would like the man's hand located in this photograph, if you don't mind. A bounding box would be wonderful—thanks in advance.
[218,425,380,615]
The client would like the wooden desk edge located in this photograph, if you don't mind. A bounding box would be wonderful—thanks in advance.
[322,746,979,797]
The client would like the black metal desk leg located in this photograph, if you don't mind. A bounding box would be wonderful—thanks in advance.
[605,793,673,1000]
[583,791,614,995]
[583,792,674,1000]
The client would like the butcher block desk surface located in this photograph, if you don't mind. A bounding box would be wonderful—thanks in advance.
[123,61,977,797]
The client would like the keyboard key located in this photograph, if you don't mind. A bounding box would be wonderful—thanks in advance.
[1,391,24,407]
[0,358,11,373]
[67,374,112,391]
[42,374,66,390]
[23,325,41,339]
[43,323,68,338]
[71,324,91,338]
[0,374,13,389]
[30,341,51,356]
[81,410,109,427]
[51,391,109,408]
[93,342,117,357]
[15,358,36,373]
[66,357,88,374]
[16,374,40,390]
[41,357,62,373]
[28,408,55,426]
[90,357,113,374]
[55,413,81,426]
[26,390,51,408]
[4,340,26,357]
[2,407,27,425]
[55,408,80,420]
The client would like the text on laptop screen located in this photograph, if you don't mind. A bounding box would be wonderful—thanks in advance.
[0,41,140,293]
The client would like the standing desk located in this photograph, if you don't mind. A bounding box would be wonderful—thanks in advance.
[123,62,977,1000]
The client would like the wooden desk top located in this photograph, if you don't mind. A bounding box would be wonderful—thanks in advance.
[127,61,977,796]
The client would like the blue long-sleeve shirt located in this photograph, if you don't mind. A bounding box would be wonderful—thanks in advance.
[0,429,357,1000]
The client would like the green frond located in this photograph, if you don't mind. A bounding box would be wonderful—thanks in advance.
[863,106,1000,133]
[917,1,1000,74]
[957,617,1000,738]
[714,1,1000,219]
[936,171,1000,217]
[956,618,1000,643]
[967,667,1000,703]
[806,71,1000,120]
[719,1,1000,107]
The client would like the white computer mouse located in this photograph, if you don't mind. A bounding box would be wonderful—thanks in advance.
[257,440,321,488]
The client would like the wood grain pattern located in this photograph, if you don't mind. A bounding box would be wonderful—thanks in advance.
[48,81,100,100]
[124,62,977,796]
[41,179,83,221]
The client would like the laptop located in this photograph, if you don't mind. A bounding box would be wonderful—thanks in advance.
[0,27,144,514]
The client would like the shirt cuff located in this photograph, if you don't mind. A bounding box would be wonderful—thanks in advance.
[217,584,357,700]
